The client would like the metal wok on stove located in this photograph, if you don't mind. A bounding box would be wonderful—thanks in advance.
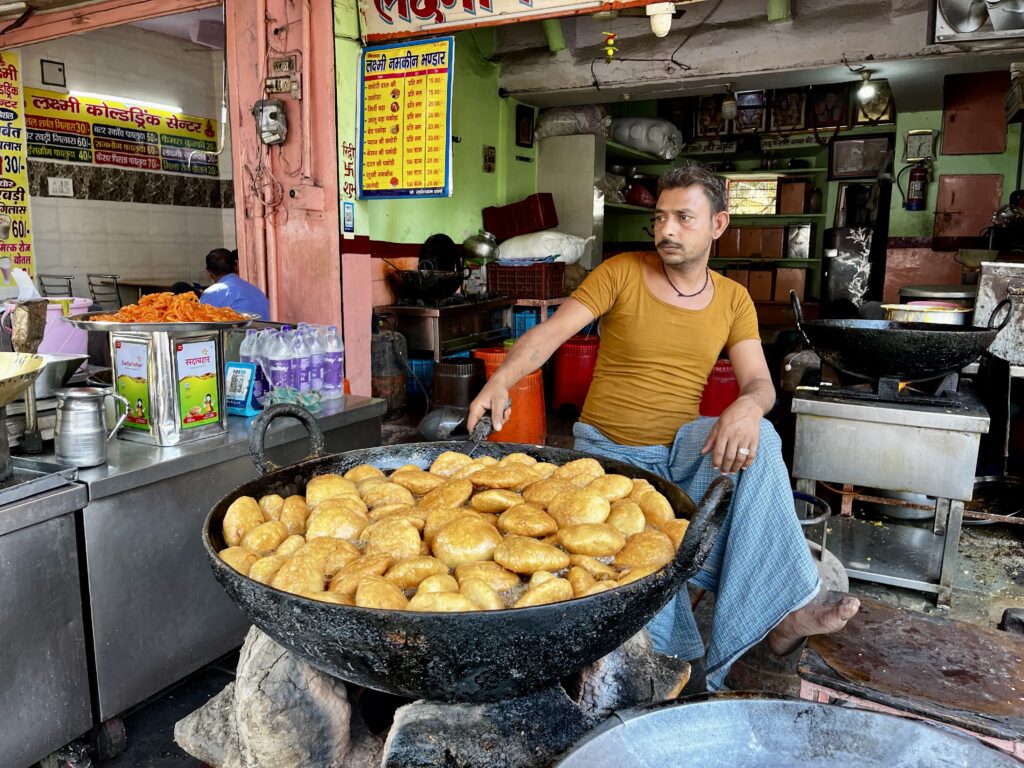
[791,291,1012,382]
[203,404,732,702]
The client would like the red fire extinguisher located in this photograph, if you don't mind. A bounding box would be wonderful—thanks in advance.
[899,162,930,211]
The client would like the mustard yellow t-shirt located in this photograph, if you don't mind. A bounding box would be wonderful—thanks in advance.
[571,252,760,446]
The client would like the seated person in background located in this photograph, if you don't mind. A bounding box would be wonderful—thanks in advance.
[200,248,270,320]
[170,281,196,295]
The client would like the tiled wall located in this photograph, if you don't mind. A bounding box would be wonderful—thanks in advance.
[11,25,233,299]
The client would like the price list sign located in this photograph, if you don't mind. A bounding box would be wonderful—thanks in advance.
[0,51,34,283]
[358,37,453,199]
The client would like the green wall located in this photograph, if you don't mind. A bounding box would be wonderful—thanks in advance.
[888,110,1020,238]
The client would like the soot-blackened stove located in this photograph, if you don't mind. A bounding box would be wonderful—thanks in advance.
[375,295,515,362]
[791,371,990,605]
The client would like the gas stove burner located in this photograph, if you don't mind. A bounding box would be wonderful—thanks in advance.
[810,370,967,408]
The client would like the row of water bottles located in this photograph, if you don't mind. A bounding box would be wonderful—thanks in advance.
[238,323,345,400]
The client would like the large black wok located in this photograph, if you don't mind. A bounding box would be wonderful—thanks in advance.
[791,291,1012,382]
[204,404,732,703]
[384,257,467,302]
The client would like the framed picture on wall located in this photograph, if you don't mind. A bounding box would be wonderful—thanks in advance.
[515,104,534,148]
[695,94,726,138]
[769,87,806,132]
[734,90,767,133]
[829,134,894,179]
[854,79,895,125]
[808,83,851,129]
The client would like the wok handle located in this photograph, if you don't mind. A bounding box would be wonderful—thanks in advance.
[789,290,805,326]
[248,403,326,477]
[987,297,1012,332]
[673,475,734,581]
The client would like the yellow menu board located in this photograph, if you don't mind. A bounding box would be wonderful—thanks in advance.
[24,87,219,177]
[359,37,453,199]
[0,51,34,284]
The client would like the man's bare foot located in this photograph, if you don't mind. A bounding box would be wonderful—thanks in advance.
[768,593,860,656]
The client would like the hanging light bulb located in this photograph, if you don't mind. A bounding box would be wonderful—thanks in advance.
[721,85,738,121]
[646,2,675,38]
[858,70,877,102]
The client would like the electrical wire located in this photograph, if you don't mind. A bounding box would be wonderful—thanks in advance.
[589,0,725,91]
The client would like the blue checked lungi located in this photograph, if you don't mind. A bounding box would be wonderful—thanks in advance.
[573,417,820,690]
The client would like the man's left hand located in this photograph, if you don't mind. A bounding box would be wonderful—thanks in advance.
[701,396,763,475]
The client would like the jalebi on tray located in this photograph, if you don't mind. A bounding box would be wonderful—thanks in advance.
[92,292,247,323]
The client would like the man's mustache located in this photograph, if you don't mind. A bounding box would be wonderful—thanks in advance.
[657,239,682,249]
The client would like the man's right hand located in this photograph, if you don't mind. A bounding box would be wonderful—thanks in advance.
[468,381,512,432]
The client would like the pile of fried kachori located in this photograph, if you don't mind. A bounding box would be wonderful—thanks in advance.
[217,451,688,612]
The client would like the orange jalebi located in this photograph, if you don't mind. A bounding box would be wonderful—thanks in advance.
[92,292,247,323]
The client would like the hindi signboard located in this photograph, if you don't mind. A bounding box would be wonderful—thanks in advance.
[24,88,220,177]
[360,0,654,43]
[0,51,34,284]
[359,37,453,200]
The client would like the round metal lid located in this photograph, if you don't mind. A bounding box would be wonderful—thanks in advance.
[53,386,111,399]
[898,284,978,299]
[65,311,253,333]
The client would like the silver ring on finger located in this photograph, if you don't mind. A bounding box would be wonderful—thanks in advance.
[737,447,751,456]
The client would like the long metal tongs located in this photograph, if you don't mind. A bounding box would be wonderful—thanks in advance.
[459,413,492,456]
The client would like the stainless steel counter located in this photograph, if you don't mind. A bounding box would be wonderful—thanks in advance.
[74,395,386,500]
[0,483,92,768]
[60,396,386,724]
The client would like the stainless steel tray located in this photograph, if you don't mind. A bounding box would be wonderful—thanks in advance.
[66,311,254,333]
[0,457,78,506]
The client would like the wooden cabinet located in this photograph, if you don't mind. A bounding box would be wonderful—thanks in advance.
[933,174,1003,240]
[942,72,1010,155]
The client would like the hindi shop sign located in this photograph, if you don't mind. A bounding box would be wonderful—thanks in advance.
[0,51,35,284]
[360,0,654,42]
[358,37,453,200]
[24,88,219,178]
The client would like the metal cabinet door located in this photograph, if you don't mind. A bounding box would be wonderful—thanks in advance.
[942,71,1009,155]
[933,174,1002,239]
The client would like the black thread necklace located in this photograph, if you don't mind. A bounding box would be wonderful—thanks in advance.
[661,261,710,298]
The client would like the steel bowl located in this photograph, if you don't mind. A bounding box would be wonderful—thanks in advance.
[964,475,1024,527]
[28,353,89,398]
[881,303,972,326]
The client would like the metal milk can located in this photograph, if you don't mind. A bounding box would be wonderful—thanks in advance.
[53,387,129,467]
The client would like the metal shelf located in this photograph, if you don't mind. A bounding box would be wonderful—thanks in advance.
[710,258,821,268]
[605,202,655,214]
[605,140,664,164]
[729,213,827,220]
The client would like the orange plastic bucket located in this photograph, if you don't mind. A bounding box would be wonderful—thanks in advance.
[472,348,546,445]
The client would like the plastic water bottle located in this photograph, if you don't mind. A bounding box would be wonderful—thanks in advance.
[308,327,325,394]
[265,331,293,390]
[253,329,274,398]
[291,329,312,393]
[322,325,344,399]
[239,329,263,399]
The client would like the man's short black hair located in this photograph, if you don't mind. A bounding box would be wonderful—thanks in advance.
[206,248,236,276]
[657,162,728,216]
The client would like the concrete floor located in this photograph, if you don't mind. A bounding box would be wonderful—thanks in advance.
[52,404,1022,767]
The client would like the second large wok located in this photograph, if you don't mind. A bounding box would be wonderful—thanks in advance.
[791,292,1011,381]
[204,405,732,703]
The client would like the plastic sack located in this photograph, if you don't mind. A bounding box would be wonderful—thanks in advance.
[535,106,611,141]
[610,117,683,160]
[497,230,595,266]
[599,172,626,204]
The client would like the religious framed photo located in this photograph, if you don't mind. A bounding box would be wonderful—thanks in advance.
[829,134,894,180]
[694,94,726,138]
[734,90,767,133]
[855,79,895,125]
[808,83,852,129]
[515,104,534,148]
[770,87,806,132]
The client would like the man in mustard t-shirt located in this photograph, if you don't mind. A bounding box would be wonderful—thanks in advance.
[469,163,859,690]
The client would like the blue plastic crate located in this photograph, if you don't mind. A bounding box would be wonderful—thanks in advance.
[512,306,557,338]
[406,357,434,397]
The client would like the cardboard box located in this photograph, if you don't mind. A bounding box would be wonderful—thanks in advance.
[777,179,811,214]
[774,268,806,302]
[748,270,773,301]
[761,227,785,259]
[724,269,749,288]
[717,228,740,258]
[738,228,763,258]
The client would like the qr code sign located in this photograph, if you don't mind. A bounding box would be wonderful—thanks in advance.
[229,369,247,394]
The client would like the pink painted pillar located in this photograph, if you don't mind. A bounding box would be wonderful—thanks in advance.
[342,251,372,395]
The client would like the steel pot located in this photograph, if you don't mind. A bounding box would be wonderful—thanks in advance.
[881,303,972,326]
[792,291,1012,381]
[203,404,732,702]
[53,387,129,467]
[555,695,1021,767]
